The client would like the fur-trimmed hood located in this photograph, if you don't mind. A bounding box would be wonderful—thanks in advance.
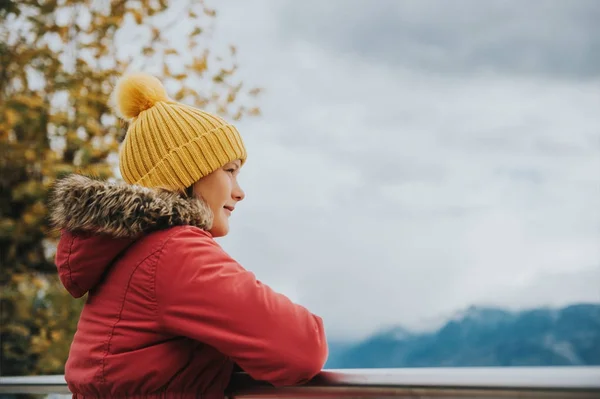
[49,174,214,298]
[49,174,213,238]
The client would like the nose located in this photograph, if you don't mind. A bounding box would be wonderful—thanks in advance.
[232,180,245,202]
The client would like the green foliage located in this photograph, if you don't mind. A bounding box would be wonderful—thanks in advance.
[0,0,260,376]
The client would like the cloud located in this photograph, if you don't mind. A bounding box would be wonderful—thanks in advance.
[276,0,600,79]
[196,0,600,340]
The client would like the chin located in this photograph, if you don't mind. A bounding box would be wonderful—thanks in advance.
[209,223,229,238]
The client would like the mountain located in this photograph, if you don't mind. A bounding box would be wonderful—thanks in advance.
[326,303,600,368]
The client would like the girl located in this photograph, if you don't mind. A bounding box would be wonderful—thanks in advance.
[49,73,328,398]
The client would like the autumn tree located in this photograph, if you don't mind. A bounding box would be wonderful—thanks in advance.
[0,0,260,376]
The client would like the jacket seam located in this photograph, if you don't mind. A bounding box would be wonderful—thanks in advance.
[98,237,174,384]
[149,233,179,318]
[152,226,196,325]
[65,234,85,294]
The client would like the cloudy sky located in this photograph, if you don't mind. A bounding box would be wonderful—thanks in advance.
[143,0,599,340]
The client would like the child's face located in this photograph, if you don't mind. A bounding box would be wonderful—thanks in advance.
[192,159,245,237]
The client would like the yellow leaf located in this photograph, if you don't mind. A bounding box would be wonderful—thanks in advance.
[248,107,261,116]
[6,109,19,125]
[227,92,236,103]
[58,26,69,42]
[24,149,36,161]
[50,330,64,341]
[191,53,208,74]
[131,10,143,24]
[32,276,46,290]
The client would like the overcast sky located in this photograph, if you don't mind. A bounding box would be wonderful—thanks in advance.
[135,0,600,340]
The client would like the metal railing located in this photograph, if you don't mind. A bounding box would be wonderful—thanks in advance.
[1,367,600,398]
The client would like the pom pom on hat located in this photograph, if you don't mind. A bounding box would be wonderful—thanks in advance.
[113,73,169,120]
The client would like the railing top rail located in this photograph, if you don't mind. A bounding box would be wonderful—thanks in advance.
[232,367,600,391]
[1,367,600,397]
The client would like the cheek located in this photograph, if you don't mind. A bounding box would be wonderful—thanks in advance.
[217,175,233,201]
[193,182,215,209]
[193,171,232,209]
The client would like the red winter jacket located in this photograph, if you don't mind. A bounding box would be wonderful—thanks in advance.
[49,175,328,398]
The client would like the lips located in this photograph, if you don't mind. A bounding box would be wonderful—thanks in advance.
[223,205,235,214]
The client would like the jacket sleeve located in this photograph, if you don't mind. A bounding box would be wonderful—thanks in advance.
[154,227,328,387]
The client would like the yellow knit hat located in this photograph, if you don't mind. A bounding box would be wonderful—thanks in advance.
[113,73,247,191]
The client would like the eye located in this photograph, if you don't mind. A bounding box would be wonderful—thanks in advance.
[225,168,236,174]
